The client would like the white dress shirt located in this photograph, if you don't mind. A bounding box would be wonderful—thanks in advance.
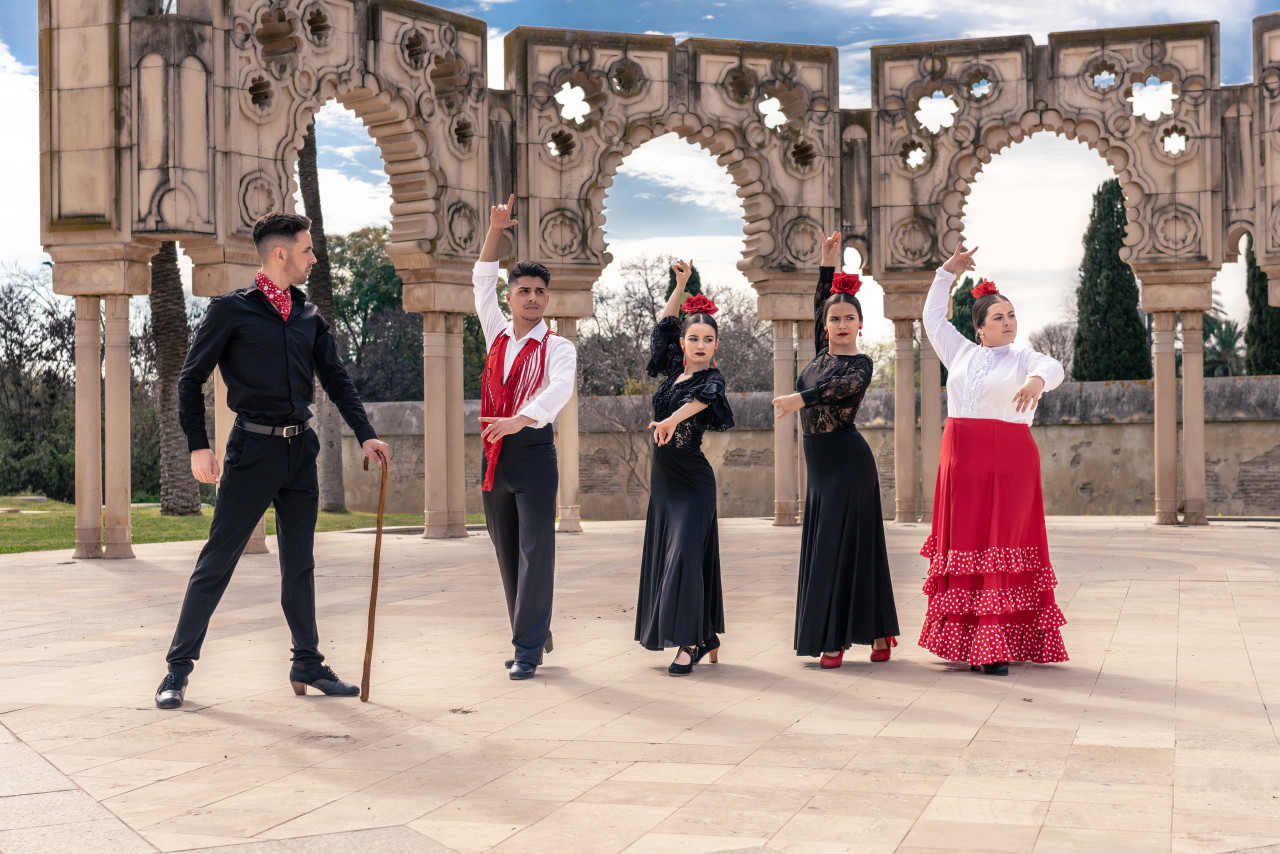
[923,268,1065,425]
[473,260,577,428]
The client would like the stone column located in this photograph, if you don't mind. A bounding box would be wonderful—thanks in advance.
[554,317,583,533]
[445,313,468,537]
[73,296,103,559]
[422,312,450,538]
[1180,312,1208,525]
[893,319,918,523]
[919,333,942,522]
[214,375,267,553]
[794,320,815,523]
[772,320,798,526]
[1152,311,1178,525]
[101,295,134,559]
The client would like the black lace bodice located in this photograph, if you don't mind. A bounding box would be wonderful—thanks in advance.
[798,267,873,435]
[646,316,734,450]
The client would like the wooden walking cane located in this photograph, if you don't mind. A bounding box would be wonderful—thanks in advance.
[360,449,389,702]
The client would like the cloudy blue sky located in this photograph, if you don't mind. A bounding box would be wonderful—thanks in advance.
[0,1,1269,340]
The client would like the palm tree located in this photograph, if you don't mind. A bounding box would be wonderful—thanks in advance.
[150,241,201,515]
[299,119,345,511]
[1203,312,1245,377]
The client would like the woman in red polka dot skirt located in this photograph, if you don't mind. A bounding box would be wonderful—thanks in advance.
[918,243,1068,676]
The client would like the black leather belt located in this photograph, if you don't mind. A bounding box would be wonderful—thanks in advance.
[235,418,311,438]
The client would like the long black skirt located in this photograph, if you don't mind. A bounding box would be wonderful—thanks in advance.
[794,427,899,657]
[635,443,725,650]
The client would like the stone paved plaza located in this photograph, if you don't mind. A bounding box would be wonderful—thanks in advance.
[1,517,1280,853]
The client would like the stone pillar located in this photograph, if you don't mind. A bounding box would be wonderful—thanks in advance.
[772,320,798,526]
[101,295,134,558]
[214,375,267,553]
[422,312,450,538]
[919,333,942,522]
[1180,312,1208,525]
[73,296,103,559]
[1152,312,1178,525]
[445,313,467,537]
[893,319,918,523]
[795,320,815,523]
[554,317,582,533]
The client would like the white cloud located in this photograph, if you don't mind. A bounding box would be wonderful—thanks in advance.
[0,39,44,267]
[614,134,743,217]
[598,234,751,296]
[292,168,391,233]
[488,27,507,89]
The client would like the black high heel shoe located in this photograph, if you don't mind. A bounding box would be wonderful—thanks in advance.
[970,662,1009,676]
[668,645,698,676]
[693,635,720,665]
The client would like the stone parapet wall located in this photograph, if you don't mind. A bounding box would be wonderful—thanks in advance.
[342,376,1280,519]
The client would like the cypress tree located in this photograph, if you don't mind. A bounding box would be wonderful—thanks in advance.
[1072,179,1152,381]
[1244,234,1280,375]
[950,275,977,343]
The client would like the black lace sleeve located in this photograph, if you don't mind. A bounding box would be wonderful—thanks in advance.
[675,369,735,432]
[814,266,835,354]
[800,353,872,407]
[646,316,683,378]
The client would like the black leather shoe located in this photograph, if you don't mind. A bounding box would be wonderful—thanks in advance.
[155,673,187,709]
[970,662,1010,676]
[693,635,721,665]
[509,661,537,680]
[289,665,359,696]
[668,646,697,676]
[506,636,553,669]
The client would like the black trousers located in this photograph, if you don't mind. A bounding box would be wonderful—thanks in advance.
[481,425,558,665]
[166,425,324,677]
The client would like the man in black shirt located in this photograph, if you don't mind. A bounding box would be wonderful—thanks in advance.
[155,212,392,710]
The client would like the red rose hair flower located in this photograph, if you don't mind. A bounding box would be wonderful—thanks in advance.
[832,272,862,295]
[970,278,999,299]
[681,294,718,316]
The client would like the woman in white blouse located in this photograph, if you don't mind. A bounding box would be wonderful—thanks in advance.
[917,242,1069,676]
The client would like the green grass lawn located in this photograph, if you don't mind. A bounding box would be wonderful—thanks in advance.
[0,496,482,554]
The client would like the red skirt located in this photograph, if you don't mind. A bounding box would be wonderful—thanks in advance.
[918,418,1067,665]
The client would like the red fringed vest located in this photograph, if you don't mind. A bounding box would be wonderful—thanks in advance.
[479,329,555,491]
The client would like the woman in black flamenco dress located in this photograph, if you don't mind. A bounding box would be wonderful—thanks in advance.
[773,230,900,668]
[635,260,734,676]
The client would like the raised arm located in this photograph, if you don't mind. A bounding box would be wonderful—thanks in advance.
[663,260,693,319]
[922,242,980,369]
[474,194,518,345]
[813,228,841,353]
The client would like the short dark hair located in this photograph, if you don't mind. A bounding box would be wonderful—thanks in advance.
[252,212,312,248]
[823,291,863,324]
[972,293,1013,332]
[509,260,551,287]
[681,313,718,336]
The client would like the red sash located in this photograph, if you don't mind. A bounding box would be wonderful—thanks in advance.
[480,328,554,491]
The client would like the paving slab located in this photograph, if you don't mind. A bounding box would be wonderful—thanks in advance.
[0,517,1279,852]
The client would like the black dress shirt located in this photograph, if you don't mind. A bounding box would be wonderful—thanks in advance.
[178,284,377,452]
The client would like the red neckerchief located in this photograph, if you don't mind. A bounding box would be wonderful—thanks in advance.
[255,270,291,320]
[479,328,555,491]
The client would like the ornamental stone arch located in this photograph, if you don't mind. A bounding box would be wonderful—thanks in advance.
[502,29,841,524]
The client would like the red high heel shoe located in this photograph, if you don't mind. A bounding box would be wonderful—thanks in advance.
[819,649,844,668]
[870,636,897,662]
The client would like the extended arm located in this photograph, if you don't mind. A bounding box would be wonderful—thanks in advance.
[313,316,391,466]
[649,399,709,445]
[178,297,231,453]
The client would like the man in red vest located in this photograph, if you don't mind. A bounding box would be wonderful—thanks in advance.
[474,195,577,679]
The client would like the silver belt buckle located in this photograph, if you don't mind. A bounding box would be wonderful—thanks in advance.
[282,424,301,438]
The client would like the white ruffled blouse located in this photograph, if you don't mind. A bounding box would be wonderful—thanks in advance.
[923,268,1065,425]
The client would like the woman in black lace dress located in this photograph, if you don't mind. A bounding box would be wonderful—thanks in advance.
[773,230,900,668]
[635,260,735,675]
